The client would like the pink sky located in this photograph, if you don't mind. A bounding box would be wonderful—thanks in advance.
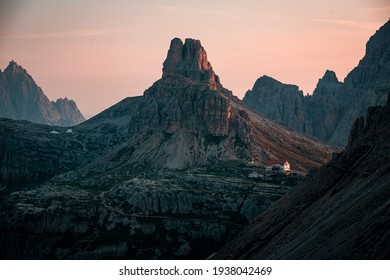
[0,0,389,117]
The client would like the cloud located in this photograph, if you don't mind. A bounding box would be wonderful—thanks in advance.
[0,29,125,40]
[362,0,390,11]
[151,4,232,16]
[364,5,390,11]
[309,19,382,29]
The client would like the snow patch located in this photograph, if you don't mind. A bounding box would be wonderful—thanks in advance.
[66,129,73,133]
[50,130,60,134]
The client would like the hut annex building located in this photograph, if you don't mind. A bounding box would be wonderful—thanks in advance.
[266,159,290,172]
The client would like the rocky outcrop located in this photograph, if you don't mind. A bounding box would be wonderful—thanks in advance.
[0,119,93,187]
[313,70,341,96]
[212,93,390,260]
[244,20,390,146]
[0,61,85,126]
[144,76,230,136]
[243,76,306,132]
[327,19,390,145]
[344,19,390,91]
[162,38,220,90]
[52,98,85,126]
[243,71,346,143]
[306,70,345,141]
[348,94,389,146]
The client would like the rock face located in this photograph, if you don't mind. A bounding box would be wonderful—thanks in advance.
[162,38,220,89]
[0,38,335,259]
[212,93,390,260]
[52,98,85,126]
[243,75,306,132]
[0,170,292,259]
[0,61,85,126]
[344,18,390,91]
[244,20,390,146]
[0,119,92,187]
[1,167,283,259]
[306,70,345,141]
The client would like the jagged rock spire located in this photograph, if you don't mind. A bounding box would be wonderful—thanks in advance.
[320,70,339,83]
[162,38,220,89]
[0,60,85,126]
[5,60,28,75]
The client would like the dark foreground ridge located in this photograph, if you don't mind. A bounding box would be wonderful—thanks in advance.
[212,92,390,259]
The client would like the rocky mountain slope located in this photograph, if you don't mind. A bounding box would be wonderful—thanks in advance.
[0,61,85,126]
[212,92,390,259]
[0,38,335,259]
[244,19,390,146]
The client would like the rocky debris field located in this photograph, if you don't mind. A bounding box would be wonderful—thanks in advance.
[0,165,294,259]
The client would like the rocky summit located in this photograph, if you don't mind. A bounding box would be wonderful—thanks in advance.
[162,38,220,90]
[244,19,390,146]
[0,61,85,126]
[243,75,306,133]
[0,38,335,259]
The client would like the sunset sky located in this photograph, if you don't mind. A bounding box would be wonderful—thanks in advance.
[0,0,389,117]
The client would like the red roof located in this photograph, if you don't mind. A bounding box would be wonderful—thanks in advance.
[266,159,287,166]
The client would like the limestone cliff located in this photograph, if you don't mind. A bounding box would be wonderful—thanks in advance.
[162,38,220,90]
[244,20,390,146]
[243,75,306,132]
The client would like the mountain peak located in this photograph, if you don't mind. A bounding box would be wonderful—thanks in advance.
[162,38,220,89]
[321,70,339,83]
[312,69,342,97]
[257,75,280,84]
[344,19,390,91]
[5,60,26,74]
[252,75,301,93]
[0,60,85,126]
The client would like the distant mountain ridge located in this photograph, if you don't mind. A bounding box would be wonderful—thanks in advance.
[0,61,85,126]
[244,19,390,146]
